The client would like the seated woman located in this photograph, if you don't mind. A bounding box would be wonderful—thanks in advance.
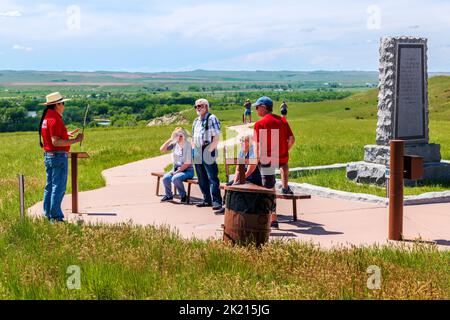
[214,134,263,215]
[231,133,262,186]
[159,127,194,203]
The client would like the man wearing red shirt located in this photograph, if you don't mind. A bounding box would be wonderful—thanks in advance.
[251,96,295,228]
[39,92,83,222]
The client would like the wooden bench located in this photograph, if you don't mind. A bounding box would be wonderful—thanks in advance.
[274,192,311,221]
[151,172,225,204]
[151,173,311,221]
[224,156,311,221]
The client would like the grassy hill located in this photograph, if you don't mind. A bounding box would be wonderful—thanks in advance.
[0,70,378,84]
[0,77,449,299]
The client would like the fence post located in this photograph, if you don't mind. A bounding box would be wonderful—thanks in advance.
[389,140,404,241]
[18,174,25,219]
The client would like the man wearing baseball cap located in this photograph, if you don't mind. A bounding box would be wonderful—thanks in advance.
[38,92,84,222]
[250,96,295,228]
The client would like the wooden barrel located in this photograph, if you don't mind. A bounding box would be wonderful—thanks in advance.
[223,183,276,247]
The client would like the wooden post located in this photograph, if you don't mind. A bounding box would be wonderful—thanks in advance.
[238,164,246,184]
[69,152,89,214]
[292,198,297,222]
[18,174,25,219]
[71,153,78,213]
[389,140,404,241]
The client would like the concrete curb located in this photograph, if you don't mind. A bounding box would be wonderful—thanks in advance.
[287,182,389,205]
[276,163,348,176]
[286,182,450,206]
[279,160,450,206]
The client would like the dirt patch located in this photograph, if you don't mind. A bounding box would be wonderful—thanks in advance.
[147,113,189,127]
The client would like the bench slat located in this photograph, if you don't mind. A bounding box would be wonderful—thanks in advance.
[275,194,312,200]
[151,172,165,177]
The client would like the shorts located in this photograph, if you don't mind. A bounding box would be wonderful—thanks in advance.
[258,162,288,189]
[281,109,287,116]
[244,109,251,116]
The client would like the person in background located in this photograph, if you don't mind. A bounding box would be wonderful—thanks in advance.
[243,99,252,123]
[191,98,223,212]
[251,96,295,228]
[39,92,84,222]
[280,100,288,118]
[159,127,194,203]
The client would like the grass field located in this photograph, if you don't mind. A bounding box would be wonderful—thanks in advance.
[0,77,449,299]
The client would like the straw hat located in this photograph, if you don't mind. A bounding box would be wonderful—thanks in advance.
[43,92,71,106]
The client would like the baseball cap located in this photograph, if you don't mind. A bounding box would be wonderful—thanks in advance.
[252,96,273,108]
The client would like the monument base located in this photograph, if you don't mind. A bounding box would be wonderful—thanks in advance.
[346,161,450,187]
[364,143,442,165]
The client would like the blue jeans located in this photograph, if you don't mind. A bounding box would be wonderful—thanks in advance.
[194,148,222,207]
[162,167,195,198]
[43,153,68,221]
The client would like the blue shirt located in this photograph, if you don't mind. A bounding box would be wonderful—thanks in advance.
[192,112,221,148]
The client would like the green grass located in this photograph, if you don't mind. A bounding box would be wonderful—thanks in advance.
[0,219,448,299]
[1,77,450,299]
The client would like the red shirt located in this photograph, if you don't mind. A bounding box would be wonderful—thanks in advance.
[41,109,70,152]
[253,113,294,166]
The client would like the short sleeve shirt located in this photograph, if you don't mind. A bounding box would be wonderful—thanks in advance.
[167,141,193,170]
[192,112,221,148]
[253,113,294,166]
[41,109,70,152]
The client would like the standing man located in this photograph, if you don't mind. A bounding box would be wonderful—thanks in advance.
[243,99,252,123]
[251,96,295,228]
[280,100,288,118]
[191,98,223,212]
[38,92,84,222]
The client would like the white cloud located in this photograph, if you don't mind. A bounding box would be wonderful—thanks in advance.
[13,44,32,52]
[0,10,22,17]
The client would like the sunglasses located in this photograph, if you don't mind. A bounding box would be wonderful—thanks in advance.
[255,104,265,109]
[194,105,205,109]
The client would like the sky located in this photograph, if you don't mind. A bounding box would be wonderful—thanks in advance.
[0,0,449,72]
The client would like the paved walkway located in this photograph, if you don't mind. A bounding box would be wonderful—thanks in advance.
[28,125,450,250]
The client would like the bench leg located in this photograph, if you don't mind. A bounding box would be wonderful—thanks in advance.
[293,198,298,222]
[156,177,160,197]
[187,183,192,204]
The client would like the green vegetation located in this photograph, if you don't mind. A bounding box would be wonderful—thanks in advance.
[0,90,351,132]
[0,75,449,300]
[0,220,448,299]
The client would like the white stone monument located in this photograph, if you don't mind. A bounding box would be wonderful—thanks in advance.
[347,37,450,186]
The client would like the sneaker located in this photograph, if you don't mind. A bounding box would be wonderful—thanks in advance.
[214,207,225,215]
[196,202,212,208]
[212,205,222,211]
[180,195,188,204]
[161,195,173,202]
[281,187,294,195]
[271,220,279,229]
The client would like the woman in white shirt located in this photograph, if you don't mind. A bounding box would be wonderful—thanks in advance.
[159,127,194,203]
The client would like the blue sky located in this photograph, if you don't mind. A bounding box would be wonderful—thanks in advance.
[1,0,449,72]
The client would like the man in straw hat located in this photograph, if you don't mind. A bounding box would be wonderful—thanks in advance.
[38,92,84,222]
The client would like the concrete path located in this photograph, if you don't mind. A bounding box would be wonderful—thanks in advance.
[28,124,450,250]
